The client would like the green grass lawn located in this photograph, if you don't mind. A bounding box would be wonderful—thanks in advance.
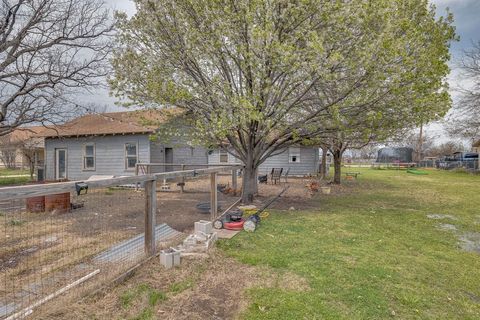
[0,168,29,176]
[219,168,480,319]
[0,168,31,186]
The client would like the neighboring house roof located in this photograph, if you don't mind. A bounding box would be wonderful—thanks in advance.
[0,126,53,148]
[40,109,178,138]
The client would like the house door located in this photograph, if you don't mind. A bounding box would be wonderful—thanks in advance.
[55,149,67,180]
[165,148,173,172]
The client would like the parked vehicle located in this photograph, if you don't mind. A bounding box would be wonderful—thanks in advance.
[436,152,479,171]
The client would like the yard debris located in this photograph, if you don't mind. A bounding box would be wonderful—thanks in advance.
[238,205,257,211]
[305,181,319,192]
[176,220,219,254]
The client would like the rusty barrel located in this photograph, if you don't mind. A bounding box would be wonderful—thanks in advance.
[26,181,45,213]
[45,192,71,213]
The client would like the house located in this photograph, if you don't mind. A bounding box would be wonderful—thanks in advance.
[0,126,50,173]
[40,109,321,181]
[473,139,480,154]
[40,110,209,181]
[208,146,320,176]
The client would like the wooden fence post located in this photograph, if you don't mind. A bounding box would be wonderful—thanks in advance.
[145,179,157,256]
[210,172,218,220]
[180,164,185,193]
[232,169,237,195]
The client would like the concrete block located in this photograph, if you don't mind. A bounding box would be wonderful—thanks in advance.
[171,248,181,266]
[210,232,218,242]
[194,231,208,242]
[195,220,213,234]
[160,249,175,269]
[205,232,218,249]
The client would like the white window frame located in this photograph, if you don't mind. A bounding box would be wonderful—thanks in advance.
[125,142,138,170]
[289,147,301,163]
[219,149,229,163]
[55,148,68,180]
[83,143,96,171]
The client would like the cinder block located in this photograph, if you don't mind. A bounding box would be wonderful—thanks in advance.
[195,220,213,234]
[183,235,197,247]
[194,231,208,241]
[160,249,174,269]
[205,232,218,249]
[172,248,181,266]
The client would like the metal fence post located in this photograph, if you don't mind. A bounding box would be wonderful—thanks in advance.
[210,172,218,220]
[145,179,157,256]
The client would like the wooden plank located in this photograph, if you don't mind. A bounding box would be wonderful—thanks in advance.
[210,172,218,220]
[136,163,241,167]
[0,165,243,201]
[144,180,156,256]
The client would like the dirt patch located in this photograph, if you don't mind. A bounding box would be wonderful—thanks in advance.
[427,214,458,221]
[35,250,252,319]
[437,223,458,232]
[35,249,311,320]
[256,177,353,211]
[459,232,480,253]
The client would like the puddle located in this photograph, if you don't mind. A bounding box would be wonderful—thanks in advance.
[427,214,458,220]
[437,223,457,231]
[459,232,480,253]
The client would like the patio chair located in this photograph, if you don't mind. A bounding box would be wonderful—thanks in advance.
[270,168,283,185]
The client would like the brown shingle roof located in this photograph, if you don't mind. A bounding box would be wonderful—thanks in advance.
[3,126,55,143]
[40,109,178,138]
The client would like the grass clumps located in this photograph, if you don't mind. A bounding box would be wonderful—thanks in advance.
[168,278,195,294]
[8,219,25,226]
[120,283,167,320]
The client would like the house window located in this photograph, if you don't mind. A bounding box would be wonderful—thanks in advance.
[125,143,138,169]
[289,147,300,163]
[83,144,95,170]
[219,149,229,163]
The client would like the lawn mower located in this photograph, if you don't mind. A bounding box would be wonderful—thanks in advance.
[213,208,245,230]
[213,186,289,232]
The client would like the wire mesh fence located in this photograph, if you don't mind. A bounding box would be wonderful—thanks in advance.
[429,159,479,171]
[0,166,241,319]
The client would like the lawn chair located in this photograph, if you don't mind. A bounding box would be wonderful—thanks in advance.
[270,168,283,185]
[282,168,290,183]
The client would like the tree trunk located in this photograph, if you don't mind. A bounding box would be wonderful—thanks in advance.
[242,163,258,204]
[333,149,343,184]
[320,146,328,179]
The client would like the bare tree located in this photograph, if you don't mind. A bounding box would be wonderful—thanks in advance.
[447,41,480,144]
[0,133,17,168]
[426,140,465,158]
[0,0,114,136]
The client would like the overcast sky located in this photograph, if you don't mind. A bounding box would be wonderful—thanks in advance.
[90,0,480,142]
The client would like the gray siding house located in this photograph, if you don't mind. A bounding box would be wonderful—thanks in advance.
[208,146,320,176]
[41,110,320,181]
[42,110,208,181]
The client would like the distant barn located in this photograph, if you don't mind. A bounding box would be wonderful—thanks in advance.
[376,147,413,163]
